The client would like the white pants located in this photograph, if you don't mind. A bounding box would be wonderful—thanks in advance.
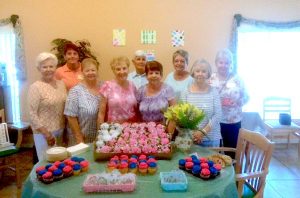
[33,129,63,162]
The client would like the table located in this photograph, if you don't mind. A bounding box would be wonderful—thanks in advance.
[22,145,238,198]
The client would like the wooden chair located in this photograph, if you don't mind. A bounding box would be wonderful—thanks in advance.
[211,128,274,198]
[0,109,21,188]
[263,97,300,148]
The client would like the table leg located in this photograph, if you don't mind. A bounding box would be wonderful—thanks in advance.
[16,129,23,148]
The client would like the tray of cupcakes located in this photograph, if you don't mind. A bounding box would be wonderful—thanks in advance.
[35,157,89,184]
[94,122,173,161]
[178,155,222,180]
[106,154,158,175]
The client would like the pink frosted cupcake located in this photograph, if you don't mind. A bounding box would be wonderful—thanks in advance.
[185,162,194,173]
[63,165,73,177]
[106,161,117,172]
[200,168,211,179]
[139,154,147,161]
[80,160,89,172]
[42,171,53,184]
[48,165,58,172]
[138,162,148,175]
[119,162,129,174]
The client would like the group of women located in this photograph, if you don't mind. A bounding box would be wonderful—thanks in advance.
[28,43,248,161]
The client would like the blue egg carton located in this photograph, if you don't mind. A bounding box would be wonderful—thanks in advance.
[160,170,188,191]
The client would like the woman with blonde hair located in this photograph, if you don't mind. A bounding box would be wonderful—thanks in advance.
[97,56,138,125]
[28,52,67,161]
[64,58,102,145]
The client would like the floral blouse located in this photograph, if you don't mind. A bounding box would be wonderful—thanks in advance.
[136,83,175,122]
[209,73,249,124]
[99,80,138,123]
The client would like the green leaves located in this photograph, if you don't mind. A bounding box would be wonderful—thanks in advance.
[164,103,205,130]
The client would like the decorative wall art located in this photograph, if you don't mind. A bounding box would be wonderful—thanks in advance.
[171,30,184,47]
[141,30,157,44]
[113,29,126,46]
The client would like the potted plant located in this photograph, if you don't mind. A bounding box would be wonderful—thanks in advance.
[50,38,99,67]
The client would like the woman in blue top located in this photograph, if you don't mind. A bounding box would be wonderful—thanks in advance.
[136,61,176,123]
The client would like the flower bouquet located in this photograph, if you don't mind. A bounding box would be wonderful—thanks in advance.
[164,103,206,152]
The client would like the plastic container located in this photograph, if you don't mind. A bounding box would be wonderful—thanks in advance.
[160,170,188,191]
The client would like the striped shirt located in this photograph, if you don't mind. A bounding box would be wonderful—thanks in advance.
[180,86,222,141]
[64,83,101,145]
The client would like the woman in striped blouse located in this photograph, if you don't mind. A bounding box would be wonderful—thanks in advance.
[64,58,102,145]
[180,59,222,147]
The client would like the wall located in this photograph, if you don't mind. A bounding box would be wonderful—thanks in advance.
[1,0,300,121]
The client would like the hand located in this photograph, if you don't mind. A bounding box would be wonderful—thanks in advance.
[44,133,56,146]
[192,131,204,144]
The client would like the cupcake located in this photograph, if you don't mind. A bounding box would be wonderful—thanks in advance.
[58,163,66,170]
[192,159,200,166]
[53,169,63,181]
[192,165,201,177]
[201,163,209,169]
[120,154,129,161]
[80,160,89,172]
[53,161,61,167]
[199,157,208,163]
[213,164,222,173]
[42,171,53,184]
[45,164,52,170]
[63,165,73,177]
[131,155,138,159]
[71,156,80,162]
[178,159,186,170]
[147,158,157,164]
[185,161,194,173]
[73,164,81,176]
[36,166,45,178]
[129,158,138,164]
[138,162,148,175]
[37,169,47,181]
[148,162,157,175]
[190,155,198,160]
[107,161,117,172]
[128,162,138,174]
[209,167,218,177]
[139,154,147,161]
[185,157,193,162]
[119,162,129,174]
[200,168,211,179]
[207,160,214,167]
[148,155,155,159]
[77,157,85,163]
[48,165,58,172]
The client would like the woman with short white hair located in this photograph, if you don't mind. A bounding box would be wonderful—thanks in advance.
[28,52,67,161]
[180,59,222,147]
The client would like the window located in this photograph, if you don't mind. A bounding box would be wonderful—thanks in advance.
[0,24,21,123]
[237,25,300,118]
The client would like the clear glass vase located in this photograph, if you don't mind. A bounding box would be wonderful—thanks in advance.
[174,127,193,152]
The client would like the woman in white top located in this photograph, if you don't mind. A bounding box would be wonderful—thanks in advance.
[165,49,193,101]
[180,59,222,147]
[28,52,67,161]
[210,49,249,156]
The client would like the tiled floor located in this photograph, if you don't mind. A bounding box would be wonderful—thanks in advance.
[0,145,299,198]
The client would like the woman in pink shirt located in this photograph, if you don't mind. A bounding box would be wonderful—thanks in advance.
[98,56,138,126]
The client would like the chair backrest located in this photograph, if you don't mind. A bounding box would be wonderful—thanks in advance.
[235,128,274,197]
[263,97,291,120]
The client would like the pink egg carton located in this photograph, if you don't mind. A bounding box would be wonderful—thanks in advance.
[82,172,136,193]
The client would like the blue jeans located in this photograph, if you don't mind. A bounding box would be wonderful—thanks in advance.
[200,139,221,147]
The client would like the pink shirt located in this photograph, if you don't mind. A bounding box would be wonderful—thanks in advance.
[99,80,138,123]
[55,63,82,90]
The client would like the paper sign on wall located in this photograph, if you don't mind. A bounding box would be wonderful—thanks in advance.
[113,29,126,46]
[144,50,155,61]
[141,30,157,44]
[171,30,184,47]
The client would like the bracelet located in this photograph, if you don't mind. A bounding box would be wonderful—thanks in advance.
[202,129,207,135]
